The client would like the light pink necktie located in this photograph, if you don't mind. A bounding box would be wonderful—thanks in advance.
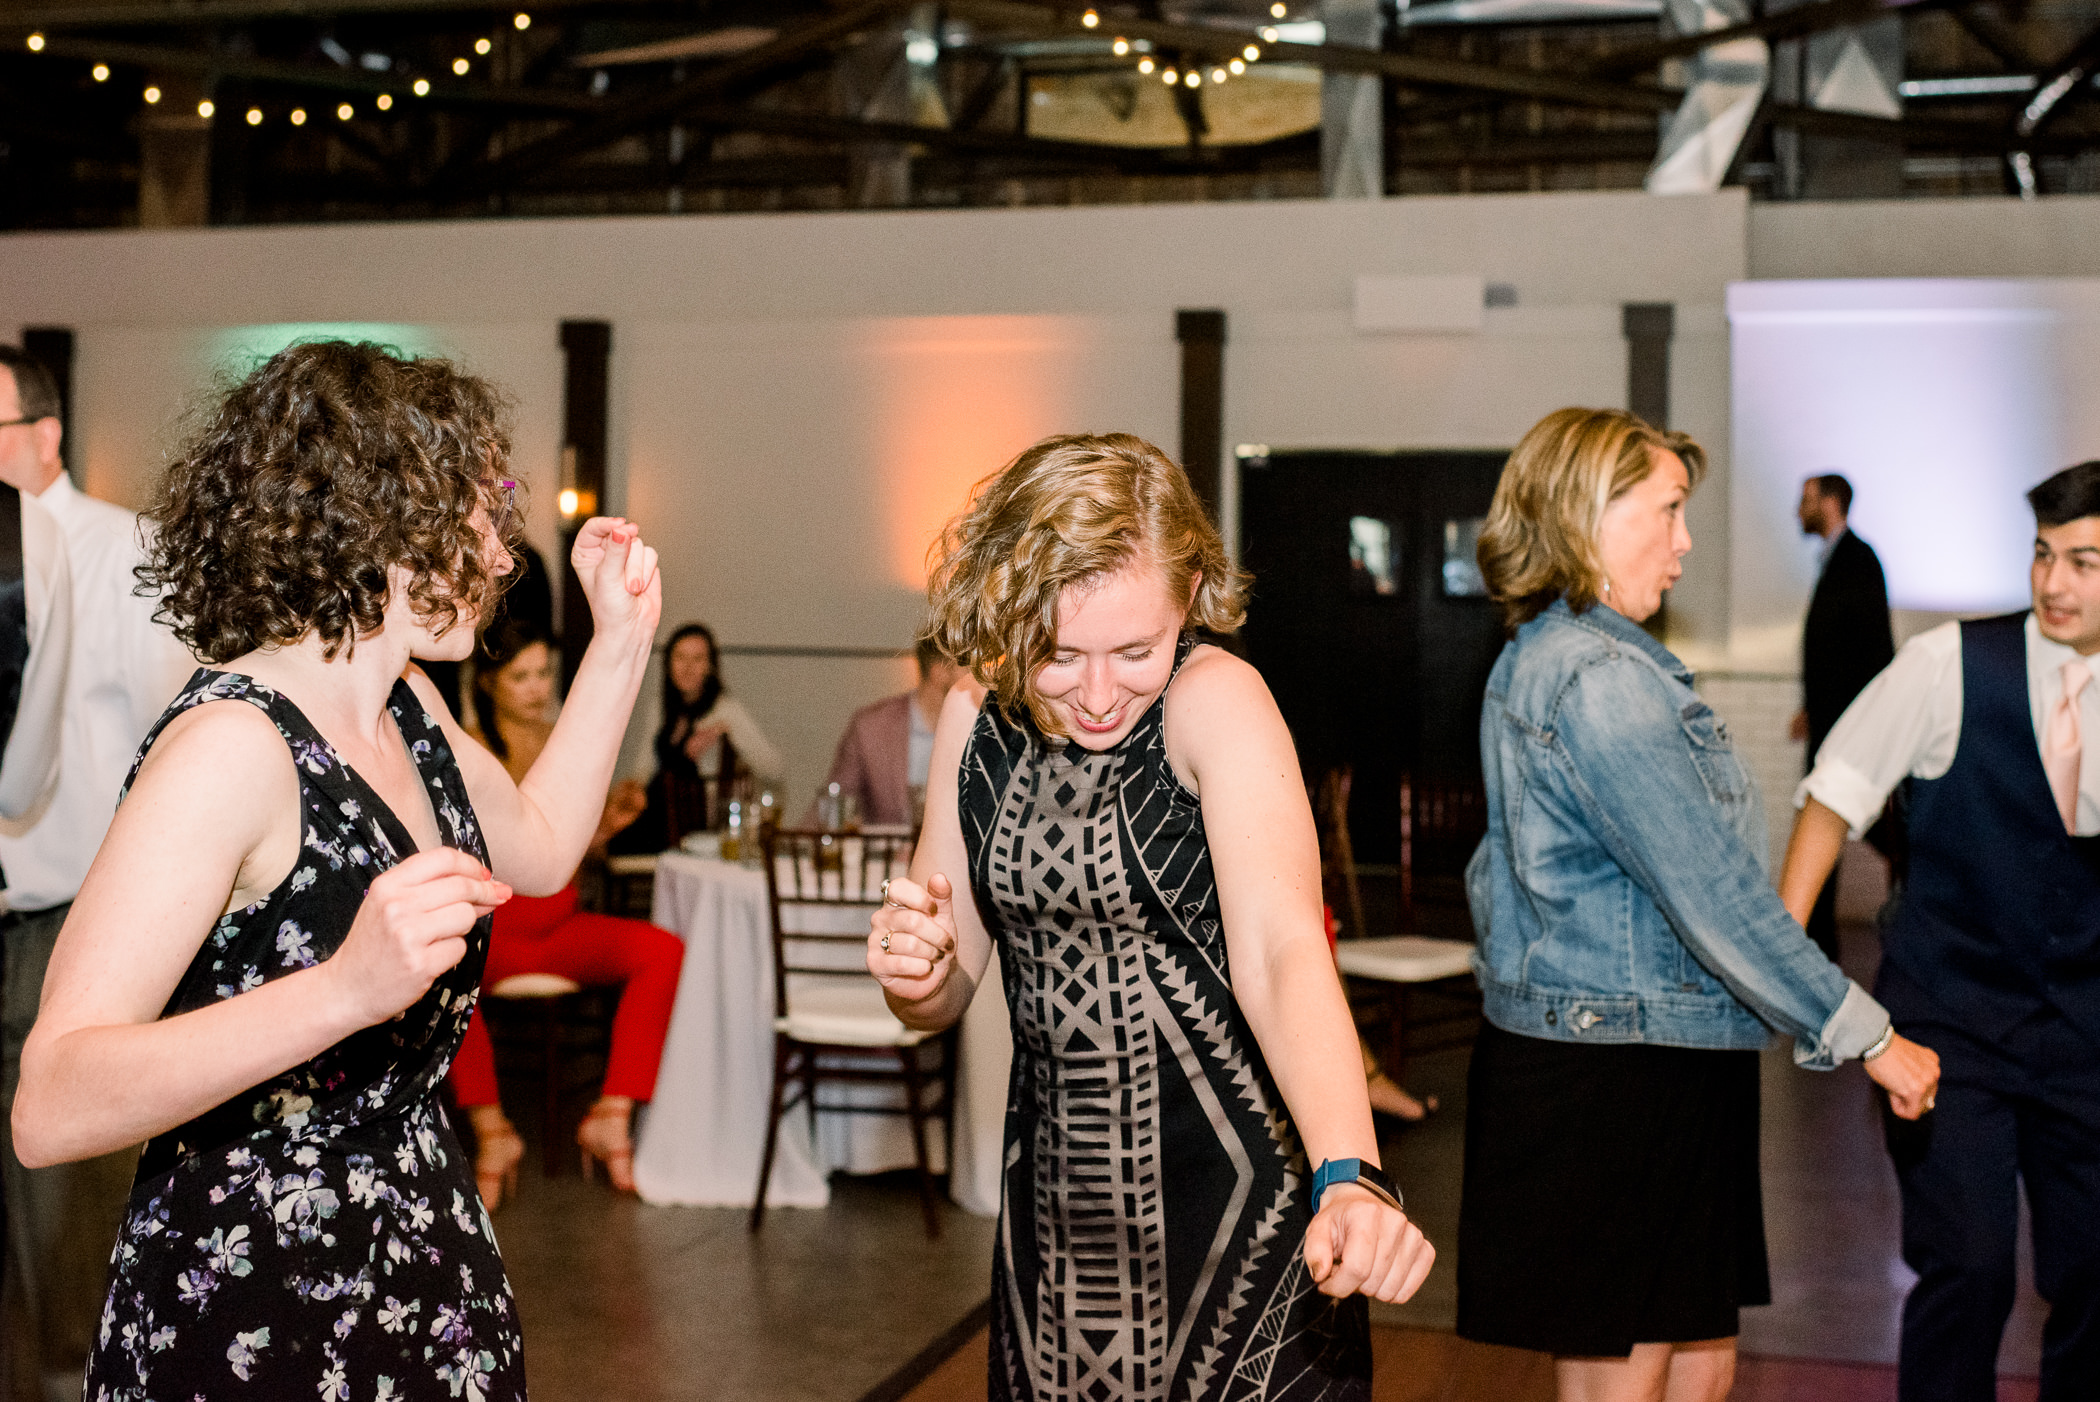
[2045,659,2092,834]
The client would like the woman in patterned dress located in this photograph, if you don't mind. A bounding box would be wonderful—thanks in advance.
[11,341,661,1401]
[869,434,1435,1401]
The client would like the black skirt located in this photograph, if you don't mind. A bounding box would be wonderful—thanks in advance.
[1455,1022,1771,1357]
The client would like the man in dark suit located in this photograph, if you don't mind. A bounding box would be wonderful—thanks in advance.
[1789,472,1895,961]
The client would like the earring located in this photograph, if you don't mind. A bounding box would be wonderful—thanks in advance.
[1601,577,1612,598]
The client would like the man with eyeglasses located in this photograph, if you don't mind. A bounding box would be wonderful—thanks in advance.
[0,346,188,1401]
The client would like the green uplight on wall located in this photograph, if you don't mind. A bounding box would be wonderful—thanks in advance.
[208,323,449,375]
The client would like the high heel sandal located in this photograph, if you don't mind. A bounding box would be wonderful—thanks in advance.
[577,1101,636,1193]
[474,1122,525,1213]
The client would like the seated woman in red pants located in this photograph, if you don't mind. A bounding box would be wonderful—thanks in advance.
[455,620,684,1207]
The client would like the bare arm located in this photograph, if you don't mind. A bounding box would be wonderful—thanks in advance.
[868,680,994,1032]
[12,702,506,1165]
[1779,797,1849,926]
[1169,648,1433,1304]
[417,519,661,896]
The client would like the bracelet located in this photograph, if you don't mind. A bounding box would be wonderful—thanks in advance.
[1861,1023,1896,1061]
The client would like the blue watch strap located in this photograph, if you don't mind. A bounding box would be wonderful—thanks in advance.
[1311,1157,1403,1214]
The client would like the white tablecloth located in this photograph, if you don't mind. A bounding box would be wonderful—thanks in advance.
[632,851,1011,1214]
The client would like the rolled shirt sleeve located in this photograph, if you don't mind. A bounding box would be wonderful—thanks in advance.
[1795,621,1962,839]
[1556,658,1887,1068]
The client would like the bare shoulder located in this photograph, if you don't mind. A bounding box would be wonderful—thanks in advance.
[939,675,990,728]
[1167,643,1277,720]
[402,664,463,730]
[129,697,294,807]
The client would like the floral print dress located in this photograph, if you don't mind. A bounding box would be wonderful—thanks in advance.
[84,671,525,1402]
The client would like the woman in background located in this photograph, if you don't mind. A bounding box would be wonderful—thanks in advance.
[1458,407,1940,1402]
[615,622,783,850]
[455,620,685,1203]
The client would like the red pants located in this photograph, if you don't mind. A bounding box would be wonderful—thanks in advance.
[450,886,685,1107]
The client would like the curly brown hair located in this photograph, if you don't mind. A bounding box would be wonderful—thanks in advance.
[140,340,519,664]
[922,432,1245,736]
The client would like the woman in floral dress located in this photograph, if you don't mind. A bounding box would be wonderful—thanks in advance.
[11,341,661,1401]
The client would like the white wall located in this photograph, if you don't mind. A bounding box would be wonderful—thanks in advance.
[1,189,1750,807]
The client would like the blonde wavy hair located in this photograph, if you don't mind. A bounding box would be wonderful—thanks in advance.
[923,433,1246,736]
[1477,407,1705,632]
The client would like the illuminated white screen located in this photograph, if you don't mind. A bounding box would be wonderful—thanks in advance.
[1725,279,2100,666]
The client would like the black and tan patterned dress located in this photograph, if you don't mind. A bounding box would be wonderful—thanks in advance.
[84,670,523,1402]
[960,635,1371,1402]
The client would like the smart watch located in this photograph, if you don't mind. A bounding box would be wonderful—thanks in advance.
[1310,1158,1405,1215]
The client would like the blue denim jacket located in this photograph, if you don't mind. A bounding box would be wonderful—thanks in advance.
[1467,599,1889,1067]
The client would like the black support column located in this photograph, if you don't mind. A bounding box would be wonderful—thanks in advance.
[1622,303,1675,429]
[558,320,612,692]
[1176,309,1226,518]
[20,328,76,486]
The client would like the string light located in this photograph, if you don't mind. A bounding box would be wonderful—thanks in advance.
[1137,55,1155,73]
[92,63,109,81]
[1229,57,1245,74]
[1260,26,1280,41]
[245,106,262,124]
[290,107,307,124]
[1271,2,1287,15]
[337,101,353,119]
[1210,66,1227,82]
[197,98,214,117]
[474,37,492,55]
[1112,37,1129,55]
[513,11,531,28]
[1184,69,1201,86]
[558,489,579,516]
[412,78,430,95]
[1081,8,1099,26]
[143,85,161,103]
[376,92,393,110]
[1245,44,1262,60]
[451,57,470,74]
[25,33,44,51]
[1161,67,1178,84]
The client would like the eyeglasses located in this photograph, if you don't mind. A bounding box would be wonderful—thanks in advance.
[492,479,517,537]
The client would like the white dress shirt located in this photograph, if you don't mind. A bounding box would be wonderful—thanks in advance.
[0,490,71,825]
[1797,613,2100,838]
[0,476,195,913]
[906,693,937,790]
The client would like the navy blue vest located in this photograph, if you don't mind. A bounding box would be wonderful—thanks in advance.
[1881,612,2100,1044]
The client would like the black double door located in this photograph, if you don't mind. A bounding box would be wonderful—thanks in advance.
[1239,450,1508,864]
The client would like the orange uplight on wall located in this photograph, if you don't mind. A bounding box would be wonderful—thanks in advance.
[853,317,1088,591]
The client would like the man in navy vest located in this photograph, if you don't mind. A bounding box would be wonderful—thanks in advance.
[1780,460,2100,1402]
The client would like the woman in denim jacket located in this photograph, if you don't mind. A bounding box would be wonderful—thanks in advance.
[1455,409,1940,1402]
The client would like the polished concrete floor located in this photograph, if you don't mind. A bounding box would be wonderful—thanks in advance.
[490,859,2046,1399]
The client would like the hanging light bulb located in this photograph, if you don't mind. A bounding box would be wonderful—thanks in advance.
[1210,66,1227,83]
[1260,26,1280,42]
[1081,8,1099,26]
[25,33,44,51]
[1137,55,1155,74]
[412,77,431,95]
[143,84,161,103]
[1112,37,1129,55]
[1245,44,1262,61]
[92,63,110,81]
[451,57,470,75]
[376,92,393,110]
[474,37,492,55]
[197,98,214,117]
[1185,69,1201,86]
[336,101,353,119]
[245,106,262,124]
[1229,57,1246,74]
[1161,67,1178,84]
[513,11,530,28]
[290,107,307,124]
[1271,2,1288,15]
